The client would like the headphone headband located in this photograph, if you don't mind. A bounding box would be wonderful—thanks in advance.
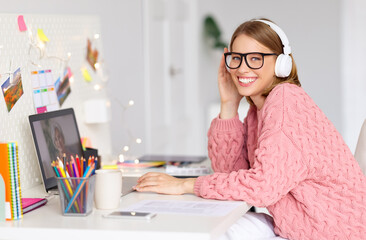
[255,19,291,55]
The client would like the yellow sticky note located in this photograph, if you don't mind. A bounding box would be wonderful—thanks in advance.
[37,29,49,42]
[81,68,92,82]
[102,165,118,170]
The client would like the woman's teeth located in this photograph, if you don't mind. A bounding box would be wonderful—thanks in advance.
[239,78,256,84]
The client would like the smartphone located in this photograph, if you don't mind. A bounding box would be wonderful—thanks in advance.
[103,211,156,220]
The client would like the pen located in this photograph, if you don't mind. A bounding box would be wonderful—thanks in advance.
[63,153,66,170]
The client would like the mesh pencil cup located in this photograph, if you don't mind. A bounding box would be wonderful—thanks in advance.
[56,175,96,216]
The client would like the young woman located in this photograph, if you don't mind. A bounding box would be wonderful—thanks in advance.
[134,18,366,239]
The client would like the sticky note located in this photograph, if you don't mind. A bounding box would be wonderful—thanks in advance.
[81,68,92,82]
[102,165,118,170]
[17,15,27,32]
[37,29,49,42]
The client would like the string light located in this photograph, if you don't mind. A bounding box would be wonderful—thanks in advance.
[136,138,142,144]
[134,159,139,164]
[94,62,100,69]
[128,100,134,106]
[26,25,71,68]
[123,146,129,152]
[94,33,100,39]
[119,154,125,162]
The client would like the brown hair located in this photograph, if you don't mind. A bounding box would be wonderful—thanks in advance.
[229,18,301,105]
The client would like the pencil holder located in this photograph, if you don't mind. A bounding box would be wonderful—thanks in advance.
[56,175,96,216]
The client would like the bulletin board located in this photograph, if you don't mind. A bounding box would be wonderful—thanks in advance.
[0,14,111,191]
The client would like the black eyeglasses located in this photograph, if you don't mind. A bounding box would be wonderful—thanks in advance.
[224,52,277,70]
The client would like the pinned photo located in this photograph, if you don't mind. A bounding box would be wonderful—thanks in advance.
[86,38,99,71]
[1,68,24,112]
[55,69,71,106]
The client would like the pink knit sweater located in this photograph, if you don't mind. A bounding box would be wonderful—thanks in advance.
[194,83,366,240]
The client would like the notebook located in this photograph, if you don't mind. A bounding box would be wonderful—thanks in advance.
[0,142,23,220]
[22,198,47,214]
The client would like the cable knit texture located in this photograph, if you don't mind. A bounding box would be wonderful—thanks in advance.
[194,83,366,240]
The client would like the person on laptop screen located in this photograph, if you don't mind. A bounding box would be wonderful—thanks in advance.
[51,120,74,160]
[134,18,366,239]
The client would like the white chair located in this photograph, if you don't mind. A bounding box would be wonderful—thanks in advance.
[355,119,366,175]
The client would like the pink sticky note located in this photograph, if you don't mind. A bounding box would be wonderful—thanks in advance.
[67,67,73,78]
[17,15,27,32]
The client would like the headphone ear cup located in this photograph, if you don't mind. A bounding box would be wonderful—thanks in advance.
[275,54,292,78]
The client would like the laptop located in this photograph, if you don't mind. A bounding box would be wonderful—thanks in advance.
[29,108,136,196]
[29,108,85,193]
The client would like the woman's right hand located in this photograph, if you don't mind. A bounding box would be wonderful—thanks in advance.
[218,48,243,119]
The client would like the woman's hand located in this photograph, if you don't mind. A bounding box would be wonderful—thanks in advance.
[218,48,243,119]
[134,172,196,195]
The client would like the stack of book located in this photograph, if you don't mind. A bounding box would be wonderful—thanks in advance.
[0,142,23,220]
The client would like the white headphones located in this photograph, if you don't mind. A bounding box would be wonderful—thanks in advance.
[226,20,292,78]
[255,20,292,78]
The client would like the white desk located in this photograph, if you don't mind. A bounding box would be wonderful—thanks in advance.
[0,185,251,240]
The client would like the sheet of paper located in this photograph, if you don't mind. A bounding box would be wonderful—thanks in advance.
[121,200,243,216]
[31,69,59,113]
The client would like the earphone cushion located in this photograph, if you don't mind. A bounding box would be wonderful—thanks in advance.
[275,54,292,78]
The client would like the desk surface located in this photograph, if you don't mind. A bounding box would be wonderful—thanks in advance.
[0,186,251,240]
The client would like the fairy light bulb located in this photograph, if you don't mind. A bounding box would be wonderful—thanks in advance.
[136,138,142,144]
[94,62,100,69]
[134,159,139,164]
[69,76,74,83]
[38,41,45,50]
[67,52,72,58]
[123,146,129,152]
[119,154,125,162]
[94,34,100,39]
[94,84,101,91]
[128,100,134,106]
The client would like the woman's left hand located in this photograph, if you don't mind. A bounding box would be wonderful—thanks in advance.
[134,172,196,195]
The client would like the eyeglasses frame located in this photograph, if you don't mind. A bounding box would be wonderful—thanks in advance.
[224,52,278,70]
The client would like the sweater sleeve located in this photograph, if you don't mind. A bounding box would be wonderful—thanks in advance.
[207,114,250,173]
[195,128,308,207]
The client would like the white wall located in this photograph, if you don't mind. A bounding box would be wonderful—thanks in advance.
[0,0,146,159]
[341,0,366,152]
[197,0,343,143]
[2,0,364,158]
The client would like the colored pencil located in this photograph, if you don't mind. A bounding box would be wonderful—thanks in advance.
[76,155,81,176]
[64,163,94,213]
[57,162,80,213]
[71,156,80,177]
[52,162,76,213]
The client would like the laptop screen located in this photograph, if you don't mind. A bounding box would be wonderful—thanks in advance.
[29,108,84,192]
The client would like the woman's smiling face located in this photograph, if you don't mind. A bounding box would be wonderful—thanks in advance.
[229,34,277,109]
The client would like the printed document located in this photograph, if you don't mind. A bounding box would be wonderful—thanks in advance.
[121,200,243,216]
